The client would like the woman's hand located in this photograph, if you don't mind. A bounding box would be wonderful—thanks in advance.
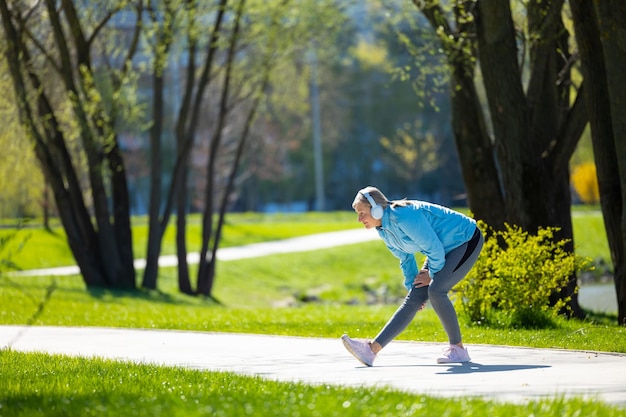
[413,269,432,288]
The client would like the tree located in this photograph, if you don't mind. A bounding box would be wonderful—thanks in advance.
[317,8,467,207]
[137,0,353,297]
[193,0,352,297]
[570,0,626,325]
[401,0,588,316]
[1,0,351,297]
[0,0,138,288]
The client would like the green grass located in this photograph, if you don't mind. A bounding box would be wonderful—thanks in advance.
[0,208,610,271]
[0,212,359,270]
[1,207,623,416]
[572,210,612,268]
[3,351,623,417]
[2,242,624,352]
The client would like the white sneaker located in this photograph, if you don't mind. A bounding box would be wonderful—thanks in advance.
[437,344,471,363]
[341,334,376,366]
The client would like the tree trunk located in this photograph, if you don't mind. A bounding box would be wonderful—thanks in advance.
[49,0,135,288]
[596,0,626,325]
[136,0,232,297]
[416,1,505,229]
[450,3,506,229]
[42,181,51,232]
[142,70,165,290]
[107,138,136,289]
[414,0,586,317]
[197,0,245,297]
[0,1,135,289]
[474,0,530,228]
[572,0,626,325]
[173,0,229,295]
[176,165,193,295]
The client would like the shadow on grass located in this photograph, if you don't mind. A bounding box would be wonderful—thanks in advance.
[0,393,181,416]
[86,286,222,307]
[2,275,222,307]
[582,309,619,326]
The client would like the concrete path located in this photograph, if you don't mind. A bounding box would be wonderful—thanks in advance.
[2,325,626,407]
[4,228,625,407]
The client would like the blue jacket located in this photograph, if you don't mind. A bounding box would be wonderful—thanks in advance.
[376,201,477,290]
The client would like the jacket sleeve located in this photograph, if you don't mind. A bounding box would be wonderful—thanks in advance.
[385,243,418,290]
[396,211,446,279]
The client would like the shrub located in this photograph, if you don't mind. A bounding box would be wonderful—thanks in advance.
[455,221,590,329]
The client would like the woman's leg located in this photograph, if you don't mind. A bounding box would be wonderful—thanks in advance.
[373,285,429,348]
[428,230,484,345]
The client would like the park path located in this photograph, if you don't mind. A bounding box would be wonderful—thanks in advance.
[2,325,626,407]
[4,227,625,407]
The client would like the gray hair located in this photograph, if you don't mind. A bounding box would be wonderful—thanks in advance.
[352,186,389,210]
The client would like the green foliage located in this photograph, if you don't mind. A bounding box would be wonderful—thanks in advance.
[379,119,440,181]
[350,38,393,72]
[0,66,45,219]
[455,222,591,329]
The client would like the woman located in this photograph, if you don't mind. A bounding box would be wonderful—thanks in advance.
[342,186,483,365]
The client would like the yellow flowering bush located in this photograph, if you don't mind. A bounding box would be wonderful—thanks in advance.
[455,221,590,328]
[571,162,600,204]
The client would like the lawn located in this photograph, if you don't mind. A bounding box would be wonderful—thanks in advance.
[2,241,624,352]
[3,350,623,417]
[0,211,359,270]
[0,208,611,271]
[1,208,624,416]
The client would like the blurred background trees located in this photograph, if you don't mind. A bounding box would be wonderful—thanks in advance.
[0,68,46,222]
[1,0,624,322]
[571,163,599,205]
